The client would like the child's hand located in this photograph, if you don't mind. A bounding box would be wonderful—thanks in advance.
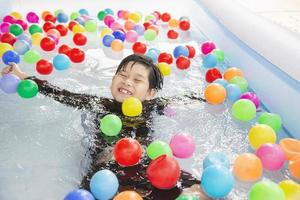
[1,63,29,80]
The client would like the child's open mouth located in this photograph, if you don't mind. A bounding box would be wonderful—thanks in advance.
[118,88,133,95]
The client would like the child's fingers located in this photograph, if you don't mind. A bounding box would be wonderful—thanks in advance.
[1,66,12,75]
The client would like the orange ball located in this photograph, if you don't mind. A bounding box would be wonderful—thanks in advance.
[42,11,52,20]
[124,20,135,31]
[122,10,130,20]
[224,67,243,81]
[113,191,143,200]
[111,39,124,52]
[289,156,300,180]
[233,153,263,182]
[168,19,179,28]
[279,138,300,161]
[204,83,226,105]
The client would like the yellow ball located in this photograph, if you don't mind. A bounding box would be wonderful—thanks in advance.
[168,18,179,28]
[128,12,141,23]
[0,43,13,57]
[31,33,44,46]
[10,11,23,19]
[248,124,276,149]
[158,62,171,76]
[279,180,300,200]
[72,24,85,33]
[100,27,113,38]
[122,97,143,117]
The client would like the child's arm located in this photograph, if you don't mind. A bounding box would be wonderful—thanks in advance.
[1,63,103,110]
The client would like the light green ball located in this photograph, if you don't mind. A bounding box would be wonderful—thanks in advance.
[100,114,122,136]
[144,29,156,41]
[144,14,155,22]
[232,99,256,121]
[176,195,198,200]
[17,80,39,98]
[146,140,172,160]
[84,20,97,32]
[249,181,285,200]
[29,24,42,35]
[23,50,41,64]
[70,12,80,20]
[258,112,282,132]
[229,76,248,93]
[212,49,225,62]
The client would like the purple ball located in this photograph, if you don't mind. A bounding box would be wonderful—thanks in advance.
[26,12,39,23]
[240,92,260,109]
[0,74,21,94]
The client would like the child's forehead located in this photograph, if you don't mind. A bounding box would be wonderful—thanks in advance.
[121,62,149,72]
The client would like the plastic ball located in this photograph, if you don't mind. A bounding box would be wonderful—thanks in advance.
[147,140,172,160]
[44,14,57,23]
[203,152,230,170]
[229,76,248,93]
[97,10,107,21]
[201,41,216,55]
[143,29,156,41]
[111,39,124,52]
[100,114,122,136]
[176,195,198,200]
[64,189,95,200]
[288,156,300,180]
[124,20,135,31]
[161,12,171,22]
[72,24,85,33]
[102,34,114,47]
[78,8,89,16]
[1,32,16,45]
[57,12,69,23]
[70,48,85,63]
[168,19,179,28]
[212,49,225,62]
[213,78,228,87]
[240,92,260,109]
[133,24,145,36]
[279,138,300,161]
[173,46,189,59]
[113,191,143,200]
[104,14,115,27]
[233,153,263,182]
[278,180,300,200]
[128,12,141,23]
[170,133,195,158]
[73,33,87,46]
[40,37,56,51]
[122,97,142,117]
[146,49,159,63]
[132,42,147,54]
[31,32,44,46]
[201,165,234,198]
[17,79,39,98]
[15,19,28,31]
[56,24,68,36]
[248,124,276,149]
[125,30,138,43]
[10,12,23,20]
[157,62,171,76]
[176,56,190,70]
[186,45,196,58]
[226,84,242,102]
[0,22,11,33]
[84,20,97,32]
[0,74,20,93]
[100,27,113,38]
[224,67,243,81]
[104,8,113,15]
[114,138,142,166]
[29,24,42,35]
[26,12,39,23]
[3,15,16,24]
[144,14,155,22]
[179,20,190,31]
[147,25,159,35]
[90,169,119,200]
[68,20,78,31]
[53,54,70,70]
[204,83,226,105]
[47,29,60,44]
[36,59,53,75]
[146,155,180,189]
[167,29,178,39]
[2,50,20,65]
[0,42,13,57]
[143,22,152,30]
[158,52,173,64]
[202,54,217,68]
[249,181,285,200]
[43,21,56,32]
[232,99,256,121]
[23,50,41,64]
[41,11,51,20]
[58,44,72,57]
[205,68,222,83]
[17,33,31,45]
[258,112,282,133]
[9,24,23,36]
[112,30,125,42]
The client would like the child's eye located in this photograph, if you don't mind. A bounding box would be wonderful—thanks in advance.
[119,73,127,77]
[134,79,142,83]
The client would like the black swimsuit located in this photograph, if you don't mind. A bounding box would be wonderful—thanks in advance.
[27,77,204,200]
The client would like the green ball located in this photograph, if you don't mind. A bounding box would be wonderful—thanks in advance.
[17,80,39,98]
[249,181,285,200]
[144,14,155,22]
[258,112,282,132]
[23,50,41,64]
[176,195,198,200]
[229,76,248,93]
[84,20,97,32]
[97,10,107,21]
[144,29,156,41]
[232,99,256,121]
[29,24,42,35]
[146,140,172,160]
[9,24,23,36]
[100,114,122,136]
[212,49,225,62]
[70,12,80,20]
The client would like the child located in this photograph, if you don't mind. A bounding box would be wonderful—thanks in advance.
[2,54,208,199]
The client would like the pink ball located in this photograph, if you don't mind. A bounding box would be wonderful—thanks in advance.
[26,12,39,23]
[240,92,260,109]
[125,30,138,43]
[201,41,216,55]
[110,22,123,31]
[3,15,16,24]
[256,143,286,171]
[0,22,11,33]
[117,10,123,18]
[103,14,115,27]
[170,133,196,158]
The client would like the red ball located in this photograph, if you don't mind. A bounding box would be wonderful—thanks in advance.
[132,42,147,54]
[44,14,56,23]
[40,36,56,51]
[43,21,56,32]
[73,33,87,46]
[161,12,171,22]
[143,22,152,30]
[158,52,173,64]
[70,48,85,63]
[205,68,222,83]
[1,32,16,45]
[176,56,190,70]
[186,45,196,58]
[179,20,190,31]
[146,155,180,189]
[114,138,142,167]
[36,59,53,75]
[58,44,72,57]
[56,24,68,36]
[167,29,178,39]
[68,21,78,31]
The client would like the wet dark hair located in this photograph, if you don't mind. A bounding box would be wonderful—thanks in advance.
[115,54,163,90]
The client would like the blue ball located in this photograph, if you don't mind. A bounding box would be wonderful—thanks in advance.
[17,33,32,45]
[53,54,71,70]
[104,8,114,16]
[64,189,95,200]
[112,30,125,42]
[201,165,234,198]
[2,50,20,65]
[133,24,145,36]
[203,152,230,170]
[203,54,217,68]
[0,74,20,94]
[102,35,115,47]
[13,40,30,55]
[148,48,160,55]
[74,17,85,26]
[226,83,242,102]
[78,9,89,16]
[213,78,228,87]
[146,49,159,63]
[173,45,189,59]
[57,12,69,23]
[90,169,119,200]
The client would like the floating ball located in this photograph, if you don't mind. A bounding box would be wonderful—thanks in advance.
[113,191,143,200]
[231,99,256,121]
[10,12,23,20]
[58,44,72,57]
[0,42,13,57]
[102,34,114,47]
[17,79,39,98]
[249,181,285,200]
[40,36,56,51]
[15,19,28,31]
[157,62,171,76]
[56,24,68,36]
[201,41,216,55]
[111,39,123,52]
[133,24,145,36]
[176,195,198,200]
[279,138,300,161]
[205,68,222,83]
[72,24,85,33]
[240,92,260,109]
[288,156,300,180]
[114,138,142,166]
[278,180,300,200]
[53,54,70,70]
[43,21,55,32]
[233,153,263,182]
[186,45,196,58]
[13,40,30,55]
[73,33,87,46]
[26,12,39,23]
[1,32,16,45]
[173,45,189,59]
[23,50,41,64]
[229,76,248,93]
[31,32,44,46]
[132,42,147,54]
[122,97,142,117]
[64,189,95,200]
[0,74,20,93]
[248,124,276,149]
[36,59,53,75]
[147,140,172,160]
[3,15,16,24]
[146,48,160,63]
[9,24,23,36]
[204,83,226,105]
[212,49,225,62]
[203,53,217,68]
[128,12,141,23]
[147,155,180,189]
[176,56,190,70]
[100,114,122,136]
[226,84,242,102]
[143,29,156,41]
[97,10,107,21]
[103,14,115,27]
[258,112,282,133]
[57,12,69,23]
[70,48,85,63]
[124,20,135,31]
[161,12,171,22]
[213,78,228,87]
[170,133,195,158]
[29,24,42,35]
[179,20,190,31]
[112,30,125,42]
[2,50,20,65]
[168,19,179,28]
[167,29,178,39]
[68,20,78,31]
[44,14,57,23]
[0,22,10,33]
[224,67,243,81]
[203,152,230,170]
[158,52,173,64]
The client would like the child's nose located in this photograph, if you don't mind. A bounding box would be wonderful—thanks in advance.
[124,78,133,86]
